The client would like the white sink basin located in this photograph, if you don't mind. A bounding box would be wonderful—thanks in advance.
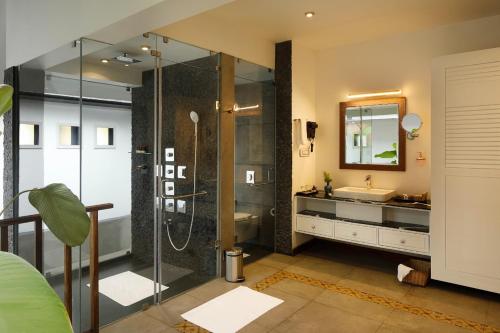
[333,187,396,202]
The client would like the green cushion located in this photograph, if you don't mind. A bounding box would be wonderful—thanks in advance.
[0,252,73,333]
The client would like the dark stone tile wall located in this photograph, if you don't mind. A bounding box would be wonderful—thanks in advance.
[274,41,293,255]
[131,56,219,279]
[3,68,16,251]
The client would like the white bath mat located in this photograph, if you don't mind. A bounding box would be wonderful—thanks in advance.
[87,271,168,306]
[181,286,283,333]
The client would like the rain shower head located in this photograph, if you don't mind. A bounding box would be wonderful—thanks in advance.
[190,111,199,124]
[112,52,141,64]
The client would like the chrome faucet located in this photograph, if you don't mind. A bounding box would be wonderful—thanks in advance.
[365,175,372,189]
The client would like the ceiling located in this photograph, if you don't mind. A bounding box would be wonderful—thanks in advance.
[165,0,500,50]
[45,34,272,87]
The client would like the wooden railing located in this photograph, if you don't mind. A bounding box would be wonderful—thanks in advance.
[0,203,113,333]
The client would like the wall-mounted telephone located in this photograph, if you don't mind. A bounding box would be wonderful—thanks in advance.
[306,121,318,152]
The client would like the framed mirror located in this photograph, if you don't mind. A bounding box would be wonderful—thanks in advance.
[340,97,406,171]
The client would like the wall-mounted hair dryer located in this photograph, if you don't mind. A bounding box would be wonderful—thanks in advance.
[306,121,318,152]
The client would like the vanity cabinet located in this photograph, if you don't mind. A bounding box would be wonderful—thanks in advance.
[335,221,378,246]
[378,228,429,254]
[294,194,430,256]
[296,214,333,238]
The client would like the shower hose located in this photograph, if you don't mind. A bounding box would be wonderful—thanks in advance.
[166,124,197,251]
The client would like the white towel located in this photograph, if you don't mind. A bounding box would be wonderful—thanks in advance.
[397,264,414,282]
[293,118,307,146]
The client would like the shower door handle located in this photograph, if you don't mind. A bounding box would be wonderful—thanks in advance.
[269,208,276,217]
[162,191,208,200]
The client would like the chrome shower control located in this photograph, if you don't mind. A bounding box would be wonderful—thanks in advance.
[165,165,175,179]
[164,182,175,195]
[246,170,255,184]
[177,200,187,214]
[165,199,175,212]
[165,148,175,162]
[178,166,187,179]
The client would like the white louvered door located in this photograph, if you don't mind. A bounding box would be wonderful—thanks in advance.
[432,48,500,293]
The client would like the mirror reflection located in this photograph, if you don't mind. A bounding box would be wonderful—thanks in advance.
[345,104,399,165]
[340,97,406,171]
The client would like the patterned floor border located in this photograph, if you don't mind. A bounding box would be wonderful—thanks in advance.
[175,270,500,333]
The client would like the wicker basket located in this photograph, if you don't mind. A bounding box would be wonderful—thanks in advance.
[402,259,431,287]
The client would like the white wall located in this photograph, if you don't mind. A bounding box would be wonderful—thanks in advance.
[19,100,131,222]
[0,0,5,83]
[18,99,45,217]
[314,15,500,195]
[81,105,131,220]
[0,0,5,210]
[5,0,235,68]
[291,41,316,247]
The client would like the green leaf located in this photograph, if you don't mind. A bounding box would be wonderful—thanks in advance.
[0,84,14,117]
[392,142,397,149]
[374,150,397,159]
[28,184,90,246]
[323,171,332,183]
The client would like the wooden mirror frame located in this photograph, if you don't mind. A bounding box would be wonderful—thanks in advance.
[339,97,406,171]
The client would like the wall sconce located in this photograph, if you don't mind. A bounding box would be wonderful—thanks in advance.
[347,89,402,99]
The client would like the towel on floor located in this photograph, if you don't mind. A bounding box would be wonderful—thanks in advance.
[397,264,414,282]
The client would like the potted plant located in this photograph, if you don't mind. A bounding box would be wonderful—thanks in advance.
[323,171,333,197]
[0,84,90,246]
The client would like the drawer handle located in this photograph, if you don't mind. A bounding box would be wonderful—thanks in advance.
[352,232,357,237]
[400,239,406,244]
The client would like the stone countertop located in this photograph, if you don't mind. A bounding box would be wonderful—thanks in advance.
[296,191,431,211]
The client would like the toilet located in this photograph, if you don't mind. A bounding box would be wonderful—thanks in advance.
[234,212,259,243]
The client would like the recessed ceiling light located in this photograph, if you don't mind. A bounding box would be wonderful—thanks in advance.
[141,45,150,51]
[101,59,109,64]
[124,64,129,67]
[305,11,315,18]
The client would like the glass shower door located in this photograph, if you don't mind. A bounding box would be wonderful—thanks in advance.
[156,38,220,302]
[234,59,276,262]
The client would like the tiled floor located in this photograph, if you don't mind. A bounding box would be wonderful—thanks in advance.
[101,242,500,333]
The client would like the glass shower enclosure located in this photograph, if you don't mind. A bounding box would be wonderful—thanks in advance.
[14,33,220,331]
[12,30,276,333]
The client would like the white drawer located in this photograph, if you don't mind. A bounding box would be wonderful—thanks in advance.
[378,228,429,254]
[296,215,333,238]
[335,221,377,245]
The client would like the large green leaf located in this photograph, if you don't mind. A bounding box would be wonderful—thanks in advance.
[0,252,73,333]
[28,183,90,246]
[374,150,397,159]
[0,84,14,117]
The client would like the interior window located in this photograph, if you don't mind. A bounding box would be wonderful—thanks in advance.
[19,123,41,147]
[59,125,80,147]
[96,127,114,147]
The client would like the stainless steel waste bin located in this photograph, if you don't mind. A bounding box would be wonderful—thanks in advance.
[225,247,245,282]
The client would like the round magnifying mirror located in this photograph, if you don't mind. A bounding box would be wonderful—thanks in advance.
[401,113,422,139]
[402,113,422,132]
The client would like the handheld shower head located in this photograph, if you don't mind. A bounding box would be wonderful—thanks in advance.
[190,111,199,124]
